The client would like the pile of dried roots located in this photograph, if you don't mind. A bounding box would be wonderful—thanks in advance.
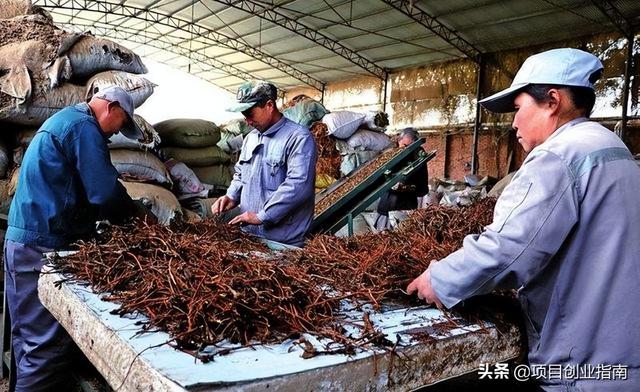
[50,219,338,349]
[295,198,496,304]
[310,121,341,181]
[51,199,497,354]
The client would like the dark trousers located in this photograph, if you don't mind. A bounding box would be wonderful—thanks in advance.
[4,240,73,392]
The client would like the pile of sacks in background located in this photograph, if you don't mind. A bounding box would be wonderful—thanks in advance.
[420,174,513,208]
[156,119,234,192]
[280,94,392,191]
[326,110,391,177]
[153,118,240,222]
[109,117,243,225]
[0,5,152,126]
[0,2,234,227]
[0,3,158,217]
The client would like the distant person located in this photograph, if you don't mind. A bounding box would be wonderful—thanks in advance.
[211,81,317,247]
[374,128,428,230]
[407,48,640,390]
[5,86,151,390]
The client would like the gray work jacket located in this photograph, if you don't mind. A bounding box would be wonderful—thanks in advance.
[227,116,317,247]
[431,118,640,391]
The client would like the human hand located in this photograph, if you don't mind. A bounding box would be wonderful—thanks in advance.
[407,262,443,308]
[228,211,262,226]
[211,195,237,215]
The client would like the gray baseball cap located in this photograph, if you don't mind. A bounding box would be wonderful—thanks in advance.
[479,48,603,113]
[227,81,277,112]
[94,85,144,140]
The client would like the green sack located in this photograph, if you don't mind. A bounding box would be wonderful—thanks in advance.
[222,119,253,136]
[283,100,328,127]
[154,119,221,148]
[159,145,231,167]
[191,164,234,188]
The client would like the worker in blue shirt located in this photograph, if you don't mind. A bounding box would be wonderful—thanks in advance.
[4,86,146,391]
[407,48,640,391]
[211,81,317,247]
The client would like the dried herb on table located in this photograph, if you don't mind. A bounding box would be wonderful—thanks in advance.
[50,199,498,357]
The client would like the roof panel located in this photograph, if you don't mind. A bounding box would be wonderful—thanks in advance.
[37,0,640,91]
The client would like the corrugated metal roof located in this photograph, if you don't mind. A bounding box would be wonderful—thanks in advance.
[35,0,640,94]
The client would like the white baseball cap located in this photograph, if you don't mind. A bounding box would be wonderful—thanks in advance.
[479,48,604,113]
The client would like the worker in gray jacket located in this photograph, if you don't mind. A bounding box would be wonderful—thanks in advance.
[211,81,317,247]
[407,48,640,391]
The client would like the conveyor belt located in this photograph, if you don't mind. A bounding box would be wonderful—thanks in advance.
[312,138,435,235]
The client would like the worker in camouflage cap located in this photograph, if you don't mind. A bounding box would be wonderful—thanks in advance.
[212,81,317,247]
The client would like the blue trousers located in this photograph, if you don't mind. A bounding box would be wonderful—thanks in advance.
[4,240,73,391]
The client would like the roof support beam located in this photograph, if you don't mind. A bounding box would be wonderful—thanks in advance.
[214,0,388,80]
[590,0,634,37]
[57,21,250,93]
[34,0,325,91]
[380,0,482,63]
[619,34,635,141]
[590,1,635,141]
[471,54,485,175]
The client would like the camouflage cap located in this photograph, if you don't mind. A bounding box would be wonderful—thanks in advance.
[227,81,277,112]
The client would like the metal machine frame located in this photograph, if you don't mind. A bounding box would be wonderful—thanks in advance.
[312,138,435,235]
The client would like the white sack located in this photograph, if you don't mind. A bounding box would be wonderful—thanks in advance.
[110,149,172,187]
[108,114,160,150]
[322,111,365,139]
[120,180,182,226]
[86,70,156,108]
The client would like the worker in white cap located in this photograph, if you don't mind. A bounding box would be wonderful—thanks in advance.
[4,85,149,390]
[408,48,640,390]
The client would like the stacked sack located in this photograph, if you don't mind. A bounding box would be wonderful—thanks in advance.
[323,110,392,176]
[323,111,391,236]
[282,95,328,128]
[156,119,237,220]
[0,0,168,223]
[0,8,153,126]
[281,95,337,190]
[219,118,252,156]
[106,116,185,226]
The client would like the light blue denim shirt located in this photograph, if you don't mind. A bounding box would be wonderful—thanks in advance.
[430,118,640,391]
[227,116,317,247]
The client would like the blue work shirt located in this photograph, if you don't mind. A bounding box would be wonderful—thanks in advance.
[6,103,135,249]
[227,116,317,247]
[431,118,640,391]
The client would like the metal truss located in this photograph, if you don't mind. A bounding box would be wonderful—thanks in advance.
[214,0,388,80]
[269,1,462,59]
[57,21,255,93]
[590,0,634,37]
[380,0,482,63]
[33,0,325,91]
